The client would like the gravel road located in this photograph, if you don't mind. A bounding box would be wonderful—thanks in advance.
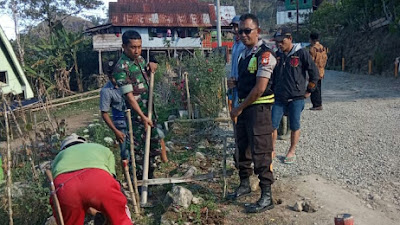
[273,70,400,208]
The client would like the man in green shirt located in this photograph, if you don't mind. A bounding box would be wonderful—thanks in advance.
[50,134,132,225]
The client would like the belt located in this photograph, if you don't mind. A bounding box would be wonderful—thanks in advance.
[239,94,275,105]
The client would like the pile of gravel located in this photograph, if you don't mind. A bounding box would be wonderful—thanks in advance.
[273,71,400,208]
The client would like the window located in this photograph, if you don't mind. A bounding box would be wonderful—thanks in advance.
[0,71,7,84]
[288,12,292,18]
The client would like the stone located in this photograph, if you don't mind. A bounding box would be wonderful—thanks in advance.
[166,141,174,149]
[293,201,303,212]
[302,201,318,213]
[160,214,175,225]
[195,152,206,160]
[45,216,57,225]
[192,196,204,205]
[164,186,193,209]
[249,176,260,192]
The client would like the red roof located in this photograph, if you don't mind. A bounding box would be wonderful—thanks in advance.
[109,0,217,27]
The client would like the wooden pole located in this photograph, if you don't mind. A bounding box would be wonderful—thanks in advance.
[4,101,14,225]
[122,160,140,214]
[6,103,38,180]
[98,50,103,75]
[342,58,345,71]
[45,170,65,225]
[368,60,372,75]
[184,72,192,119]
[125,109,140,211]
[141,72,155,206]
[395,62,399,78]
[160,139,168,163]
[222,137,227,198]
[223,77,230,119]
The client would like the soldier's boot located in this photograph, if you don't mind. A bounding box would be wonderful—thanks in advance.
[245,185,274,213]
[226,177,251,200]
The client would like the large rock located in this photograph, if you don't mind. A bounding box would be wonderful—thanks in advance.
[164,186,193,209]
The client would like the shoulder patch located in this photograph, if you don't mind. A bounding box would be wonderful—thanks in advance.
[261,51,271,66]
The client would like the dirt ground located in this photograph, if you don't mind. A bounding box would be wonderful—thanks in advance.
[219,174,400,225]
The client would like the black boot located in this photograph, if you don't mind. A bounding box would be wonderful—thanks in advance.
[245,185,274,213]
[226,178,251,200]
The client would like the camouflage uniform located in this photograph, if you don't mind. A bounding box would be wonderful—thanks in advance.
[113,53,161,179]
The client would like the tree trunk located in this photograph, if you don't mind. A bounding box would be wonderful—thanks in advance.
[11,0,25,67]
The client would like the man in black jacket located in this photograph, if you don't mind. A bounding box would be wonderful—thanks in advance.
[271,26,319,164]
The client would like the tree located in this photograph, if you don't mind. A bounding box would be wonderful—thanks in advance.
[23,0,102,36]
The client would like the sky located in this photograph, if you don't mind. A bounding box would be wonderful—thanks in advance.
[0,0,116,40]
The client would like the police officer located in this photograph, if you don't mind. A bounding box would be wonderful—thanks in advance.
[112,30,161,180]
[228,14,277,213]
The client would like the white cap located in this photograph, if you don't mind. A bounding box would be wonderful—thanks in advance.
[60,133,86,151]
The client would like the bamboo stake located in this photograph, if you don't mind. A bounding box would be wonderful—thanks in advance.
[141,72,155,206]
[223,77,230,119]
[342,58,345,71]
[136,172,214,186]
[45,170,65,225]
[6,104,38,180]
[4,100,14,225]
[184,72,192,119]
[222,137,227,198]
[368,60,372,75]
[31,95,100,112]
[125,109,140,212]
[122,160,140,214]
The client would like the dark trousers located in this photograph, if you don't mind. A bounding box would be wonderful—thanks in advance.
[311,79,322,107]
[236,104,274,186]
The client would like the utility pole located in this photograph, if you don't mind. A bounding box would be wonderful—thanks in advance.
[296,0,299,32]
[216,0,222,47]
[248,0,251,13]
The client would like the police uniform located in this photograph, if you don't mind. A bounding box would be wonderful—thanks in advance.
[113,53,161,179]
[236,39,277,187]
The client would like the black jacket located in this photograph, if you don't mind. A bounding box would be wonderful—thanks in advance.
[273,44,319,102]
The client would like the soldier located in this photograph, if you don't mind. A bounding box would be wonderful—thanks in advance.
[228,14,277,213]
[112,30,161,180]
[309,32,328,110]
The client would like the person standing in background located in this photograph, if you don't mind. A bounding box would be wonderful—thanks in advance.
[309,32,328,110]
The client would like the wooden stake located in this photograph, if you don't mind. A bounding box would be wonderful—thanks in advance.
[184,72,192,119]
[342,58,345,71]
[222,137,227,198]
[395,62,399,78]
[368,60,372,75]
[136,172,213,186]
[4,100,14,225]
[223,77,230,119]
[122,160,140,214]
[125,109,140,211]
[6,103,38,180]
[141,71,155,206]
[160,139,168,163]
[45,170,65,225]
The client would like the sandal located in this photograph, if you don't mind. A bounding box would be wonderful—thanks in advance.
[283,155,296,164]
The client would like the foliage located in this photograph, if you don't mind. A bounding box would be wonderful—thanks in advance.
[21,0,102,36]
[0,165,51,225]
[185,52,226,117]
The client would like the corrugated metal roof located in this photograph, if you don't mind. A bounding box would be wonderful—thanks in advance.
[109,0,217,27]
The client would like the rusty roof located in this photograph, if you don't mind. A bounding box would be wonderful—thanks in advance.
[109,0,217,27]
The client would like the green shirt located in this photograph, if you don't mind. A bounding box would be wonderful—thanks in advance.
[51,143,116,178]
